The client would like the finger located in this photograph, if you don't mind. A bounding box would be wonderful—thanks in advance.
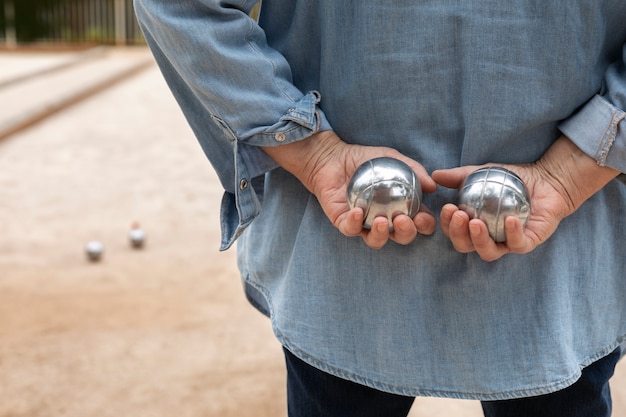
[447,210,475,253]
[468,220,508,262]
[398,158,437,193]
[361,217,391,249]
[414,209,437,236]
[419,175,438,194]
[440,203,458,237]
[336,207,365,237]
[390,215,417,245]
[503,216,533,254]
[431,165,482,189]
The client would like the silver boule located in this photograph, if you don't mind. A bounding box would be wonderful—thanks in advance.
[457,166,531,242]
[347,157,422,230]
[85,240,104,262]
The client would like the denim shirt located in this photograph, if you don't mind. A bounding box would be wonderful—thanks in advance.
[135,0,626,400]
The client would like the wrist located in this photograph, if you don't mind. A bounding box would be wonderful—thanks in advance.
[261,130,344,193]
[536,135,619,216]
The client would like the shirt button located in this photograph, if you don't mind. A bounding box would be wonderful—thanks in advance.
[274,132,286,142]
[239,179,248,190]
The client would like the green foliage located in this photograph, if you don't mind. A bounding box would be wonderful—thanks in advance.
[1,0,143,45]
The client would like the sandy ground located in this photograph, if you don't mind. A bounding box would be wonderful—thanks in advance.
[0,50,624,417]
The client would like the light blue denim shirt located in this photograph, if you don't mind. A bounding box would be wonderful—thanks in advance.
[135,0,626,400]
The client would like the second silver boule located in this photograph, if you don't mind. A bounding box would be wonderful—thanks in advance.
[457,166,531,242]
[347,157,422,230]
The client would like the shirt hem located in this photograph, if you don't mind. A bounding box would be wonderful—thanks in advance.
[242,274,626,401]
[277,334,625,401]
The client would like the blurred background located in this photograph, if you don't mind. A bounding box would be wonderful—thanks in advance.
[0,0,143,47]
[0,2,623,416]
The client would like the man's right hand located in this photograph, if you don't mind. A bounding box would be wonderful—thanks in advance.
[262,131,437,249]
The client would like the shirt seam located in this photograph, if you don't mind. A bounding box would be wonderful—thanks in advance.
[595,110,625,166]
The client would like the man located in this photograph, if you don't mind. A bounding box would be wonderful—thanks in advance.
[134,1,626,415]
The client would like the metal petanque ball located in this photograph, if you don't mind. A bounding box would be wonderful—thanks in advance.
[129,222,145,249]
[347,157,422,230]
[457,166,531,242]
[85,240,104,262]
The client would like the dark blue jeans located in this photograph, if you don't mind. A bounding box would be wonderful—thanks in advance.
[283,347,621,417]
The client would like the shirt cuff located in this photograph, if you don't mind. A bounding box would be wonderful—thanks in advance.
[559,94,626,173]
[219,91,332,250]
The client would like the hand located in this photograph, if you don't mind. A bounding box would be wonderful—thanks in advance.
[262,131,437,249]
[432,136,619,262]
[433,165,567,262]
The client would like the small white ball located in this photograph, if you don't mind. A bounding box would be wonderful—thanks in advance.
[85,240,104,262]
[129,222,145,249]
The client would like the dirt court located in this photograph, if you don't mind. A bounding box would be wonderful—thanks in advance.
[0,52,624,417]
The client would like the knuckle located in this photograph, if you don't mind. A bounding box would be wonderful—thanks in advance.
[480,252,501,262]
[452,241,474,253]
[367,241,385,250]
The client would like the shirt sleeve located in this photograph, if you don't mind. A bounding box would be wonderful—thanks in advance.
[134,0,332,250]
[559,44,626,173]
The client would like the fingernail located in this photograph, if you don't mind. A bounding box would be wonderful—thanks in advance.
[452,213,465,226]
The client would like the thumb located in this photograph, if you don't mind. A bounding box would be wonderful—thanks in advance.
[389,156,437,193]
[432,165,483,189]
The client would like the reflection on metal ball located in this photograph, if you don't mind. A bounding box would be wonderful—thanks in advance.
[85,240,104,262]
[347,157,422,230]
[457,166,531,242]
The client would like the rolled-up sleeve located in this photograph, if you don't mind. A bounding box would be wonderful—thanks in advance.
[560,45,626,173]
[134,0,332,250]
